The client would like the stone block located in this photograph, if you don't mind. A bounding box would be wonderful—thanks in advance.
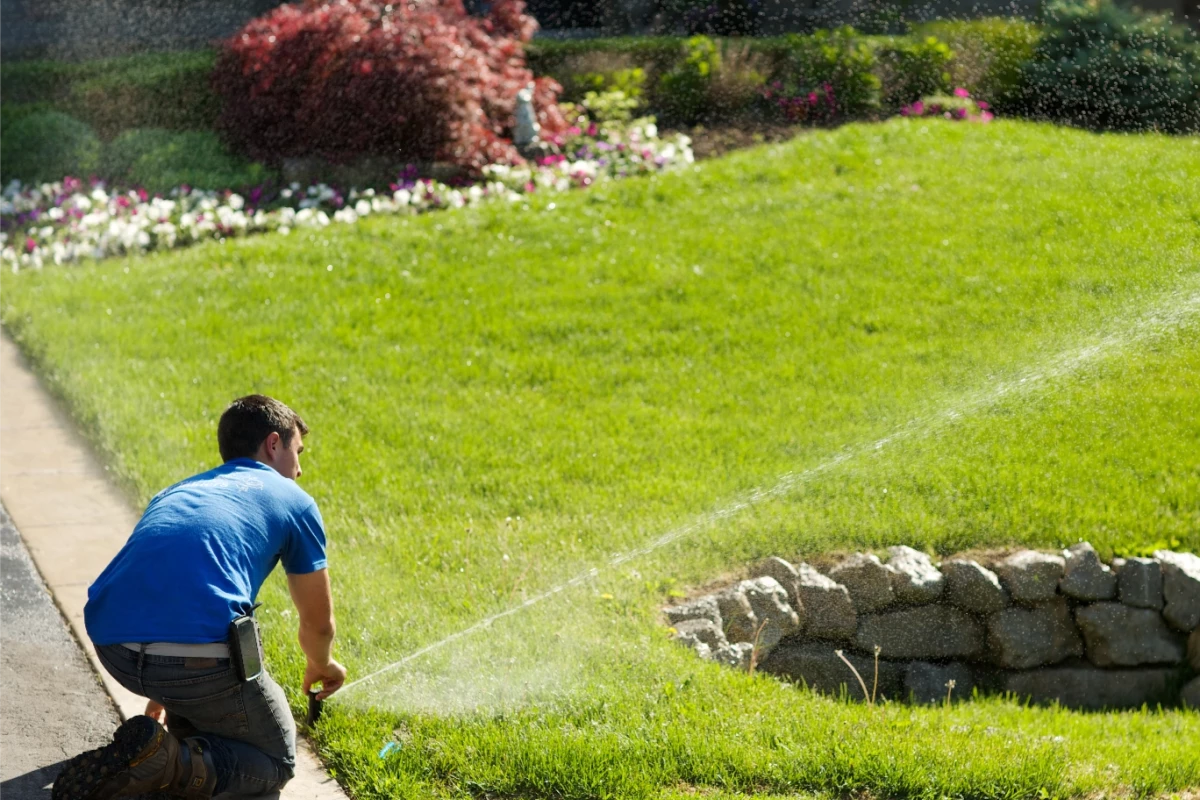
[664,595,722,628]
[673,618,728,651]
[714,586,759,644]
[1117,557,1163,610]
[1003,664,1179,710]
[750,556,801,606]
[757,641,904,701]
[674,632,711,660]
[855,604,985,660]
[1155,550,1200,632]
[712,641,754,670]
[795,562,857,641]
[1058,542,1117,601]
[737,576,802,656]
[903,661,975,704]
[887,545,945,605]
[988,599,1082,669]
[943,559,1010,614]
[993,550,1065,605]
[1075,602,1185,667]
[828,553,895,613]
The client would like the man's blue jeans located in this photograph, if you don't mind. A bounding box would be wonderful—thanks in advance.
[96,643,295,798]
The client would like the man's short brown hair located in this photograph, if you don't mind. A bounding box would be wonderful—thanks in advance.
[217,395,309,462]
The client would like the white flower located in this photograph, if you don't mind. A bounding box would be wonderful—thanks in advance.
[334,208,358,224]
[228,194,245,211]
[393,189,411,206]
[355,199,371,217]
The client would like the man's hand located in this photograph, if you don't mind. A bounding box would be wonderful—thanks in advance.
[145,700,167,724]
[304,659,347,701]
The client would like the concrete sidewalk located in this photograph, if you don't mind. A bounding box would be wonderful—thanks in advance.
[0,333,346,800]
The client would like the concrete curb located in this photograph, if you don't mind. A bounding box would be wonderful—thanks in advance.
[0,333,348,800]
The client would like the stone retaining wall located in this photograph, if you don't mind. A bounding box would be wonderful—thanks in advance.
[665,543,1200,709]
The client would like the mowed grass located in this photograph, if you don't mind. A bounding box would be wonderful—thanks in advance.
[4,119,1200,798]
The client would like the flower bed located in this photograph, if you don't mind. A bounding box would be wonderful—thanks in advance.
[1,118,691,271]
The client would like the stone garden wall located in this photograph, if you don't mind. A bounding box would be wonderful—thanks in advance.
[665,544,1200,709]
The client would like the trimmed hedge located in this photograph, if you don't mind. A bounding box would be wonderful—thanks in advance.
[3,25,1036,142]
[0,51,219,139]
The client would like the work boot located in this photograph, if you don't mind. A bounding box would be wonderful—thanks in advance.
[52,715,217,800]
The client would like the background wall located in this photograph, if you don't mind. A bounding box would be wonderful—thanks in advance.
[0,0,279,61]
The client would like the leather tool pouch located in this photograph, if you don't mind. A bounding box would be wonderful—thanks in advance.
[228,614,263,682]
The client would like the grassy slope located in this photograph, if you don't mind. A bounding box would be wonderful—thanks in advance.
[4,119,1200,798]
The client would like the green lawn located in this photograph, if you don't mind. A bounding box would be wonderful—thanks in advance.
[4,119,1200,799]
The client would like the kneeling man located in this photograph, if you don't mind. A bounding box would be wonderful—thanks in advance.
[54,394,347,800]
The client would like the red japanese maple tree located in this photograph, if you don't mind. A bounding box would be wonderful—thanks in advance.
[214,0,565,172]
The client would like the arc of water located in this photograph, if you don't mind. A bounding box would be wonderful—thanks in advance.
[339,283,1200,697]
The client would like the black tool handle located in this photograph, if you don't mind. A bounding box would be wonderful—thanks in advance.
[306,689,323,726]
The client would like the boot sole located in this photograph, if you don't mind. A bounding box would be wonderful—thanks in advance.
[52,716,164,800]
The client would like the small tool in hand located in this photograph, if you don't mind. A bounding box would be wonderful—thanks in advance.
[306,688,323,726]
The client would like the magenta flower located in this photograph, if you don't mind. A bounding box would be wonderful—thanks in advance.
[953,87,970,98]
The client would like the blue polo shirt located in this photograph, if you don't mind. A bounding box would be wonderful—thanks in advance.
[85,458,328,645]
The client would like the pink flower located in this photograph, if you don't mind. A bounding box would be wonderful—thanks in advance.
[25,238,37,253]
[980,111,994,122]
[953,87,970,98]
[910,101,924,116]
[977,101,990,110]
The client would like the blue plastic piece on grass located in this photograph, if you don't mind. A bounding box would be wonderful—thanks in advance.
[379,741,402,759]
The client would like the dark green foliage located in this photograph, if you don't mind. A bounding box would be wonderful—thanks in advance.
[877,36,954,108]
[0,60,77,105]
[64,51,221,139]
[914,19,1042,108]
[119,131,268,194]
[774,28,882,117]
[1019,0,1200,132]
[658,36,723,124]
[0,102,56,136]
[0,111,101,183]
[98,128,180,184]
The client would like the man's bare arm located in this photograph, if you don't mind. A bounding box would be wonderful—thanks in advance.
[287,569,347,700]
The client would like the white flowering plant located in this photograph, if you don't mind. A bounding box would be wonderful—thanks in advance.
[1,114,693,272]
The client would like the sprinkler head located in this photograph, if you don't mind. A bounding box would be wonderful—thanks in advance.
[306,689,323,727]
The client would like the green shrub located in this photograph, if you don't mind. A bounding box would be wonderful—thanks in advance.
[657,35,722,124]
[913,19,1042,108]
[563,67,647,107]
[572,89,644,124]
[772,27,881,118]
[0,102,56,136]
[0,111,101,183]
[1018,0,1200,132]
[99,128,180,184]
[876,36,954,109]
[123,131,268,193]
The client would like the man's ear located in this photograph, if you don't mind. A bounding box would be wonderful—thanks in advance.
[263,431,281,456]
